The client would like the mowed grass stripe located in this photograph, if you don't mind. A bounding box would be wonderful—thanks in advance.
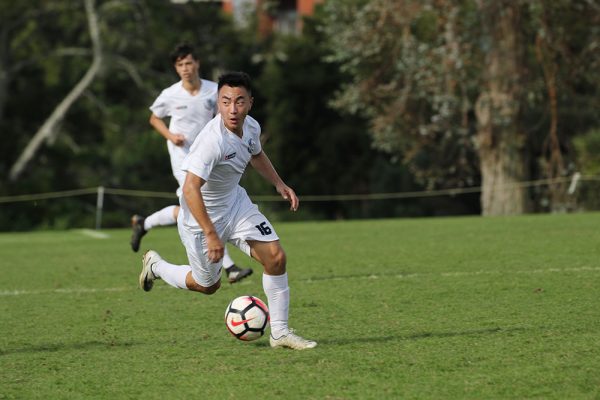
[0,213,599,399]
[2,265,599,296]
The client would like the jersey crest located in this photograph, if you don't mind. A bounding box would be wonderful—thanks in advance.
[205,99,216,111]
[247,138,256,154]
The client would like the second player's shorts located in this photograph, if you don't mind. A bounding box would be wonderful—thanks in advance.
[177,193,279,287]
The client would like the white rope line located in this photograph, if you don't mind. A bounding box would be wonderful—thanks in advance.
[1,175,598,204]
[1,266,598,297]
[0,188,98,203]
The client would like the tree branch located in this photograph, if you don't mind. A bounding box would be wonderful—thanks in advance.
[9,0,103,181]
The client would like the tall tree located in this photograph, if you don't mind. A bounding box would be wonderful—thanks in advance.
[322,0,600,215]
[323,0,480,197]
[474,0,528,214]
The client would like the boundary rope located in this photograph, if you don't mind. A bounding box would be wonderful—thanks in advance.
[1,175,597,204]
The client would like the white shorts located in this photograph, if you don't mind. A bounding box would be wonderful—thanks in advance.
[172,164,186,198]
[177,194,279,287]
[168,142,188,197]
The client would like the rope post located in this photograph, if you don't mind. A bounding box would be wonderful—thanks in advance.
[95,186,105,230]
[568,172,581,195]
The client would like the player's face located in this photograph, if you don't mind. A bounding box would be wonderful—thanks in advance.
[174,54,199,82]
[218,85,253,136]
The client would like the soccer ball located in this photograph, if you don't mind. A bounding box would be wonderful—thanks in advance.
[225,295,269,341]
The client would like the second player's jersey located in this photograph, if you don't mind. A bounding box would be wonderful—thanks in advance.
[180,114,262,229]
[149,79,218,187]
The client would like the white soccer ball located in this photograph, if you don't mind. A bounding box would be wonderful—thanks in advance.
[225,295,270,341]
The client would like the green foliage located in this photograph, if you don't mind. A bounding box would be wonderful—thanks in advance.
[322,0,481,189]
[573,129,600,210]
[250,12,435,220]
[2,214,600,398]
[0,0,249,229]
[322,0,600,195]
[574,129,600,175]
[2,0,597,228]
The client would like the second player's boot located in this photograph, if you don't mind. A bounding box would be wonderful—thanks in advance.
[130,214,147,252]
[226,265,253,283]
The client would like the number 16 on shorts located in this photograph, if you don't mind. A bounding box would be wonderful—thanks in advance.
[255,221,272,236]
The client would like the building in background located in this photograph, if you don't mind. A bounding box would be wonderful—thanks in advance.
[222,0,324,36]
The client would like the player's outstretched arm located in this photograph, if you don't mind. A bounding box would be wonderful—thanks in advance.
[182,172,224,262]
[250,151,299,211]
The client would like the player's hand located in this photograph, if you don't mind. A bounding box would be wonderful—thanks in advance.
[277,184,299,211]
[169,133,186,146]
[205,231,224,263]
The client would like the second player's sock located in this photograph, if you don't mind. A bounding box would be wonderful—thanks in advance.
[144,205,177,231]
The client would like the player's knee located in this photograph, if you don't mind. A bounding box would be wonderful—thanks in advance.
[187,275,220,294]
[203,283,220,295]
[266,247,286,275]
[205,280,221,294]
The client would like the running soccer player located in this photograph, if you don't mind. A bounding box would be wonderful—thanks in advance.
[131,43,252,284]
[139,71,317,350]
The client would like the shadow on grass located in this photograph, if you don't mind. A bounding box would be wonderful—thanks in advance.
[1,327,530,354]
[0,340,139,356]
[317,326,529,346]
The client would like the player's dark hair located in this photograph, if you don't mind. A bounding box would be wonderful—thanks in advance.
[218,71,252,96]
[170,43,198,64]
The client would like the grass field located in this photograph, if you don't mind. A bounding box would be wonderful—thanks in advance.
[1,213,599,399]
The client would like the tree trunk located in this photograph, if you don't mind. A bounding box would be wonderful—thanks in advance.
[534,14,566,211]
[475,1,529,215]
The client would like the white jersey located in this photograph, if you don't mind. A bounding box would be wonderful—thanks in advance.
[180,114,262,229]
[149,79,218,187]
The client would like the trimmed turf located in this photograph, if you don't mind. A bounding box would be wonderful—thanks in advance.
[1,213,599,399]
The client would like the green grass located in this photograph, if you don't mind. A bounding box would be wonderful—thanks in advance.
[1,213,599,399]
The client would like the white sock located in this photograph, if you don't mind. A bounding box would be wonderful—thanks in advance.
[153,259,190,290]
[263,272,289,338]
[223,248,235,269]
[144,205,177,231]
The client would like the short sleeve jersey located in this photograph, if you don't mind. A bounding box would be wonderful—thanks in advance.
[149,79,218,144]
[149,79,218,190]
[180,114,262,227]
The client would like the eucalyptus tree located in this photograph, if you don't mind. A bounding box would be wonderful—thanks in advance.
[322,0,599,215]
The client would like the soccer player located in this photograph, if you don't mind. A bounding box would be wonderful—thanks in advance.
[131,43,252,284]
[139,71,317,350]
